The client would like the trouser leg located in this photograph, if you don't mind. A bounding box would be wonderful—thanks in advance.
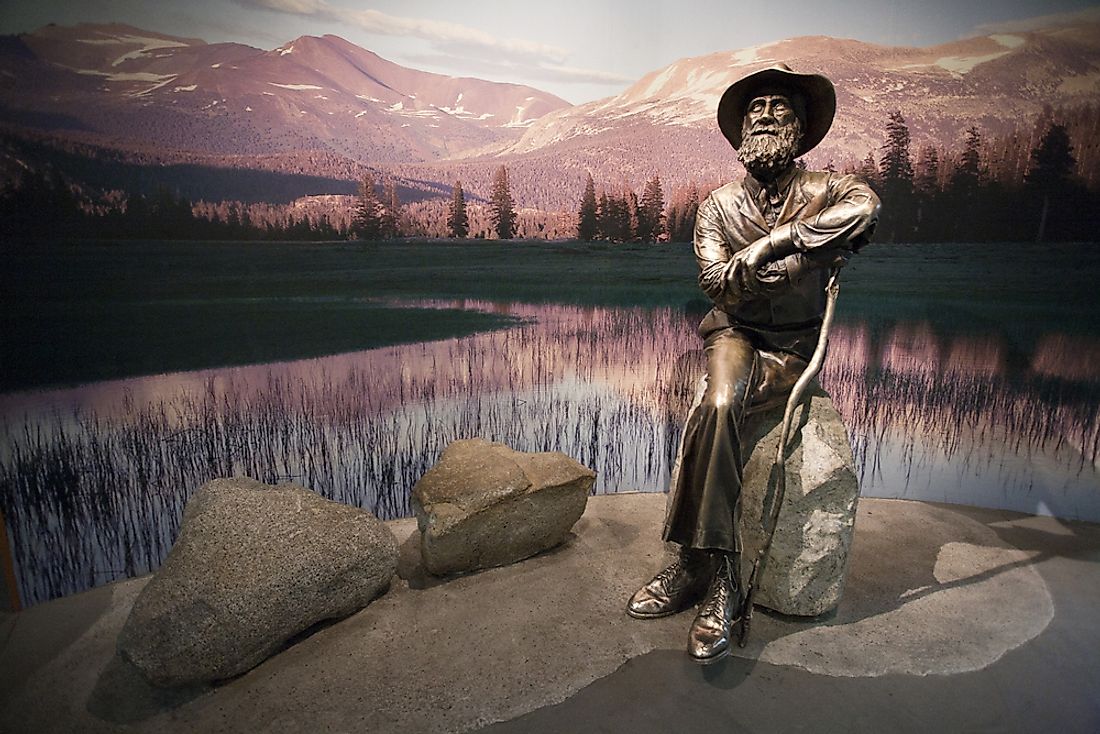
[663,329,756,552]
[662,328,809,552]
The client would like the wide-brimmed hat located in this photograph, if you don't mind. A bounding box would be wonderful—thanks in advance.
[717,63,836,157]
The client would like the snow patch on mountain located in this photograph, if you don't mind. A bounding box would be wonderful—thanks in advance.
[640,65,678,99]
[109,35,189,66]
[504,99,540,128]
[933,50,1011,76]
[268,82,324,90]
[729,43,776,67]
[991,34,1026,48]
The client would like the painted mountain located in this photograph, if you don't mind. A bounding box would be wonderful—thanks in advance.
[2,17,1099,211]
[0,23,568,165]
[394,19,1100,209]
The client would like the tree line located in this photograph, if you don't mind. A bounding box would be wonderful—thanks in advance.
[856,108,1099,243]
[357,165,518,240]
[4,106,1098,244]
[565,107,1100,244]
[0,170,346,241]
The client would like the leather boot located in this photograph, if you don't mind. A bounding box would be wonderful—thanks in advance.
[626,547,712,619]
[687,552,741,664]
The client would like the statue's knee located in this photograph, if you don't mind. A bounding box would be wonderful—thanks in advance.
[702,385,738,412]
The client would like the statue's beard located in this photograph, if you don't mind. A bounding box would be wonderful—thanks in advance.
[738,119,803,182]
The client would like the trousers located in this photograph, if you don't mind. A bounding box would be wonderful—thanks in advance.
[662,324,814,552]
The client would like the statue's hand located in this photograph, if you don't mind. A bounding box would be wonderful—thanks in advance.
[728,249,765,297]
[806,247,852,270]
[742,239,771,272]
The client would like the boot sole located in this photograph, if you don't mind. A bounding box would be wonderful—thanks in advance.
[688,613,742,664]
[690,646,731,665]
[626,606,685,620]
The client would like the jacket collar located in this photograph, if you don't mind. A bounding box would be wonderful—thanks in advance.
[739,165,809,229]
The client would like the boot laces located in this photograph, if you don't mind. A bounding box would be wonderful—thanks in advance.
[700,557,734,617]
[654,558,685,587]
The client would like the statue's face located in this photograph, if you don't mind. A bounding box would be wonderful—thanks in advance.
[738,91,804,181]
[743,94,799,136]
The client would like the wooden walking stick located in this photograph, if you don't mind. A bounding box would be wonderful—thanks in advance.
[739,267,841,647]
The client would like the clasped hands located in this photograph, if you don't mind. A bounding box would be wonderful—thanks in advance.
[727,234,851,296]
[726,237,774,296]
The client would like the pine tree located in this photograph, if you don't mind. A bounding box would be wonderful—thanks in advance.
[489,165,516,240]
[627,191,640,242]
[380,179,401,238]
[1025,122,1076,242]
[666,204,681,243]
[916,145,940,193]
[637,174,665,242]
[1025,123,1076,191]
[671,182,700,242]
[857,152,879,186]
[943,126,985,240]
[447,180,468,238]
[354,173,383,240]
[879,111,914,188]
[951,126,984,191]
[577,173,598,241]
[596,190,610,241]
[878,111,915,241]
[602,192,629,242]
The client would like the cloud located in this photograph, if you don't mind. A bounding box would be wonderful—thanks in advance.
[405,52,634,87]
[536,64,634,85]
[237,0,563,64]
[973,6,1100,34]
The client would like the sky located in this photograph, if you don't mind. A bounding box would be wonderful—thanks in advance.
[2,0,1100,103]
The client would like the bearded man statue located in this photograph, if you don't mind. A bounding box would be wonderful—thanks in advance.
[626,64,880,664]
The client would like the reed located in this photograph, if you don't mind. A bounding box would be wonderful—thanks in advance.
[1,301,1097,606]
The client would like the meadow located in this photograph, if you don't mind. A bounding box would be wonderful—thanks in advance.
[4,238,1098,392]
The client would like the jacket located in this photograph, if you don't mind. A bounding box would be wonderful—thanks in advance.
[693,167,880,336]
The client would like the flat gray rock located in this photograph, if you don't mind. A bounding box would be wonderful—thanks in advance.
[117,477,397,687]
[413,439,595,575]
[0,496,1061,734]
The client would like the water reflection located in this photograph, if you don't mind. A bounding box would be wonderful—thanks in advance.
[825,325,1100,521]
[1,301,1098,605]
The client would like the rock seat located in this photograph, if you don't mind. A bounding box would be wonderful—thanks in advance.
[670,382,859,616]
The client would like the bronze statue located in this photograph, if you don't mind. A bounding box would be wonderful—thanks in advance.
[627,64,880,664]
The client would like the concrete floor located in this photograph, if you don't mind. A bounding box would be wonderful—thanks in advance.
[1,494,1098,733]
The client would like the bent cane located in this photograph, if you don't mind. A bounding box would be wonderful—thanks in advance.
[739,267,841,647]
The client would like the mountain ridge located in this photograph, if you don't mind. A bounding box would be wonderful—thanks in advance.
[1,22,570,163]
[2,19,1099,211]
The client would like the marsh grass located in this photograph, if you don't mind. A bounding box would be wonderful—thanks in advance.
[2,300,1098,605]
[2,240,1099,605]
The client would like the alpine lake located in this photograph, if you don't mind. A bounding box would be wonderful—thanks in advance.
[2,239,1098,606]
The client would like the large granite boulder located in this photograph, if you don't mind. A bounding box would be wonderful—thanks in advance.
[413,439,596,575]
[670,382,859,616]
[118,477,398,687]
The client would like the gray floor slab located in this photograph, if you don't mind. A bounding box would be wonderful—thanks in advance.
[484,506,1100,734]
[1,496,1097,733]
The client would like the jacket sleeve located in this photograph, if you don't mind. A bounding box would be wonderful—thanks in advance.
[693,193,742,303]
[753,248,852,294]
[765,173,880,257]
